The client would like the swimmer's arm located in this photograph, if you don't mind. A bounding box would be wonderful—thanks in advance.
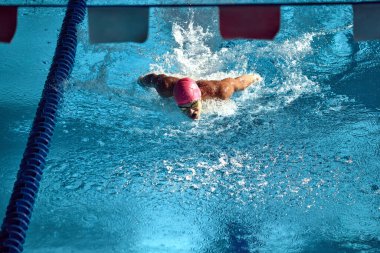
[223,74,261,91]
[137,73,179,97]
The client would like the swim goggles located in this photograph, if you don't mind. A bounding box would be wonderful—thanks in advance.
[178,100,201,112]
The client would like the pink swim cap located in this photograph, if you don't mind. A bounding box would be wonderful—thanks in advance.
[173,78,201,105]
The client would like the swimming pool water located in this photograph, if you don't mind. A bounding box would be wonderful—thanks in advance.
[1,4,379,253]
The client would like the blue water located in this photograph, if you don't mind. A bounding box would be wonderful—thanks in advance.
[1,4,380,253]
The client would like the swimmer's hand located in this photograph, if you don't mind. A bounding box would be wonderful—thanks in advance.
[237,74,262,84]
[252,73,262,83]
[137,73,157,87]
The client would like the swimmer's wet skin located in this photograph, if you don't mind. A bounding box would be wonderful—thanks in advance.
[138,73,262,120]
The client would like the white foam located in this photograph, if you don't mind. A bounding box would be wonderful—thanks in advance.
[202,99,237,117]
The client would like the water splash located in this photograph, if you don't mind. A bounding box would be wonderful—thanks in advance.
[247,32,321,113]
[150,20,228,79]
[150,18,321,117]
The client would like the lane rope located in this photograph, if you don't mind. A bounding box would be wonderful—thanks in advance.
[0,1,86,252]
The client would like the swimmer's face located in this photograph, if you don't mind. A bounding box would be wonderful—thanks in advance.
[178,100,202,120]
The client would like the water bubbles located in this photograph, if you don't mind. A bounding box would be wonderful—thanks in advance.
[302,178,312,185]
[237,179,245,186]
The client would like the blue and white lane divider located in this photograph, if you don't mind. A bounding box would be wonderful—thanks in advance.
[0,1,86,252]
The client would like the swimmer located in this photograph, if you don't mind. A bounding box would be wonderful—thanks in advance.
[138,73,262,120]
